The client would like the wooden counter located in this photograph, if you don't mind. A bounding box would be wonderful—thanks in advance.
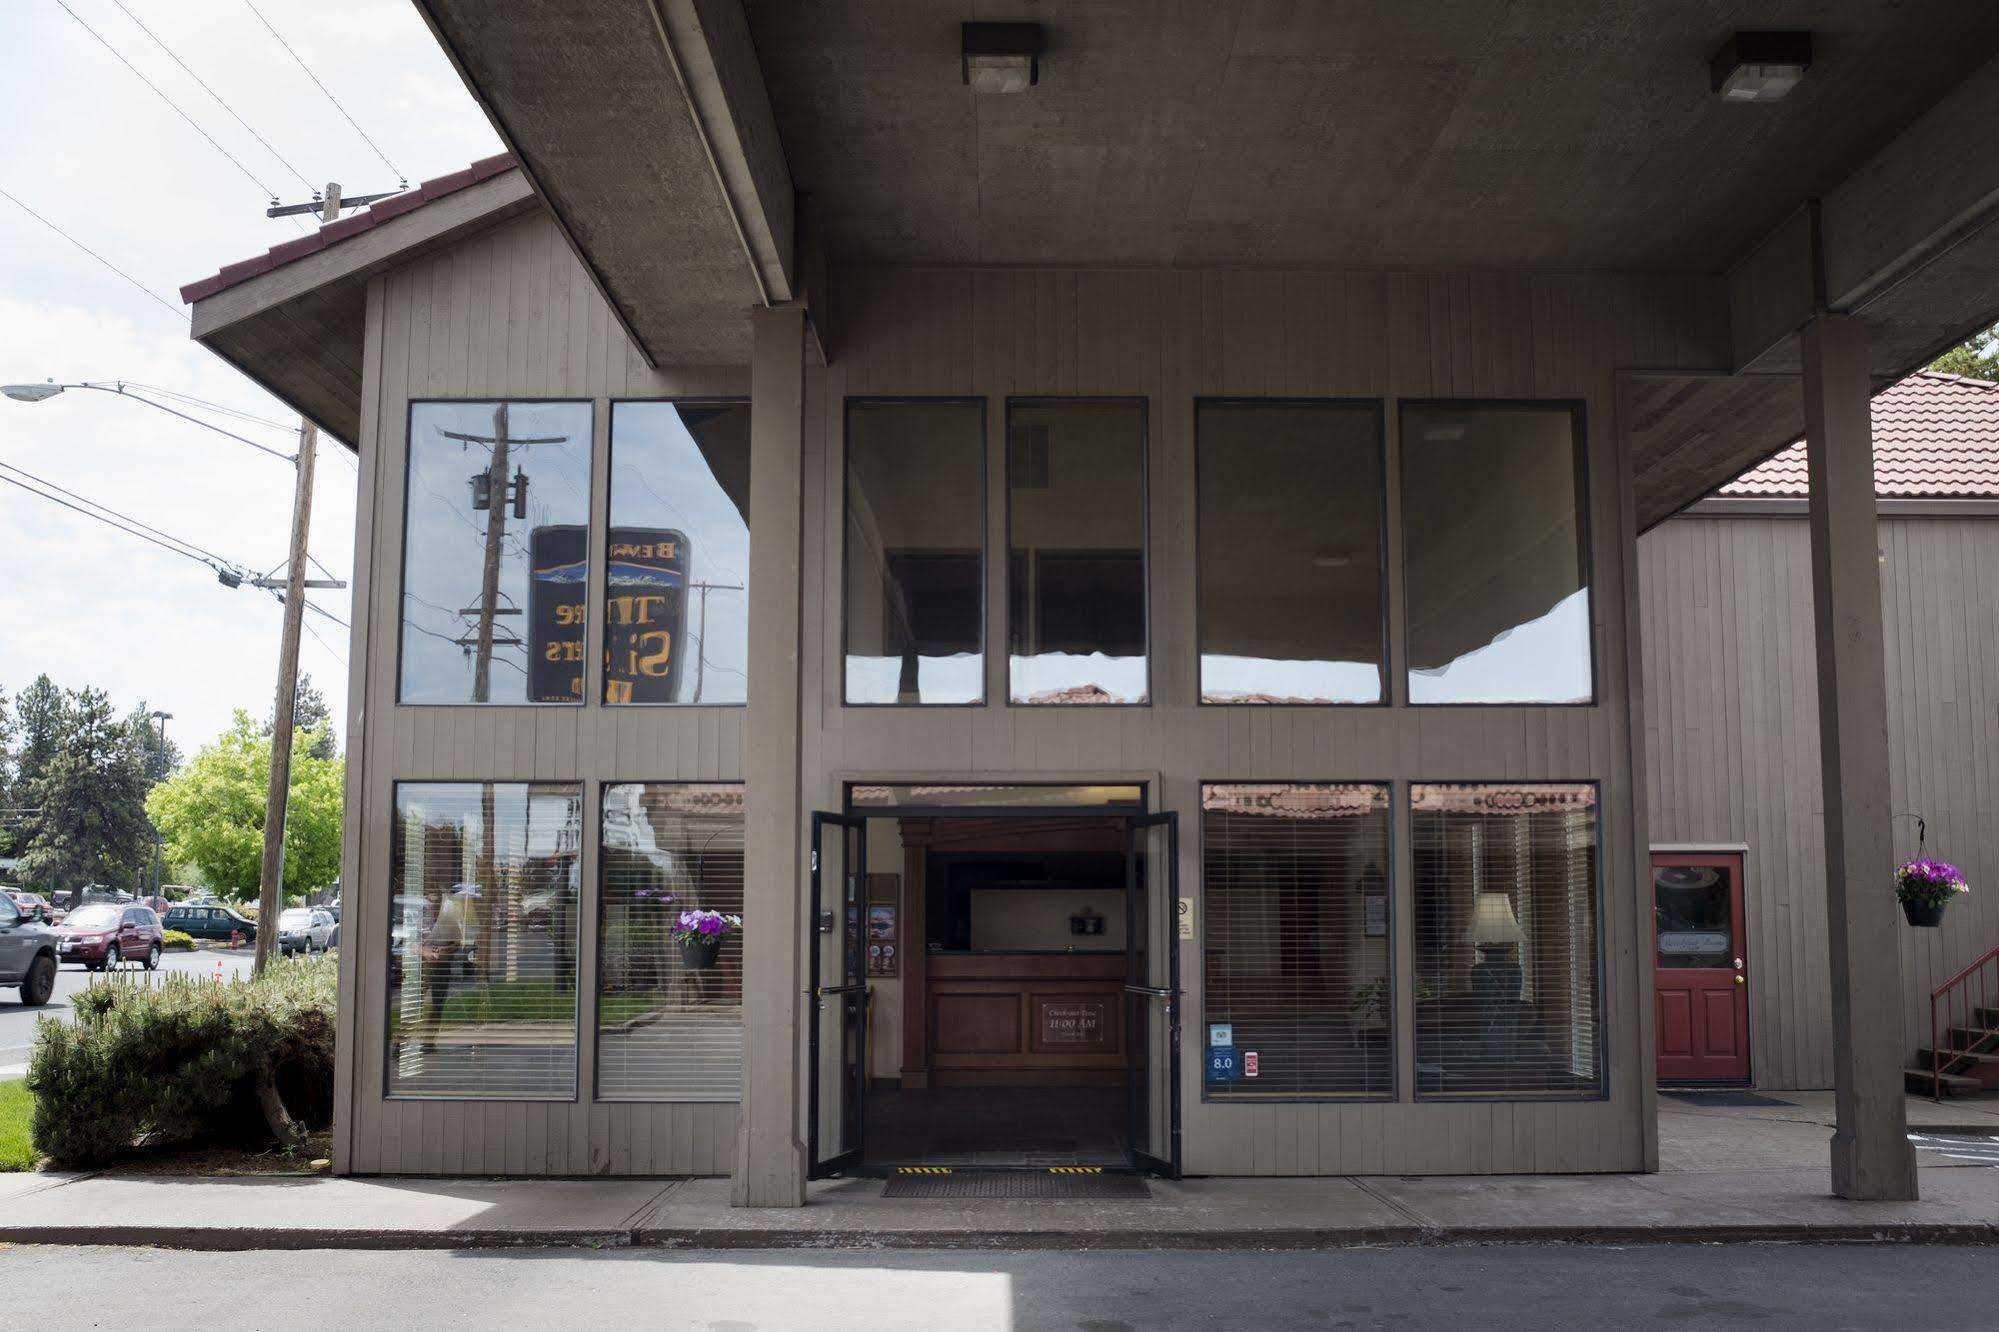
[923,952,1127,1087]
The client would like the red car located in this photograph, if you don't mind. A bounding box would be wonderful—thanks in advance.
[55,903,164,971]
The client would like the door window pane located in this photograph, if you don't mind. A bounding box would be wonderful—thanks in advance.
[605,402,751,704]
[1411,783,1600,1098]
[1201,783,1393,1099]
[387,782,582,1099]
[1197,402,1386,704]
[1402,404,1592,704]
[399,401,594,703]
[844,401,985,703]
[1655,862,1735,969]
[1007,401,1147,703]
[598,783,744,1100]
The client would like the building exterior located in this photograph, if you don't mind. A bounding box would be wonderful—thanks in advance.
[174,4,1999,1204]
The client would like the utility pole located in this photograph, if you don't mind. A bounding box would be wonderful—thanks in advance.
[147,709,171,896]
[254,418,319,975]
[437,406,561,701]
[687,579,744,703]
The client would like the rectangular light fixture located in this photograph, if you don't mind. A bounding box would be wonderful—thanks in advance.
[1710,31,1812,103]
[962,21,1041,94]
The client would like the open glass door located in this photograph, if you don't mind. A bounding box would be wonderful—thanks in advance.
[807,812,867,1178]
[1124,811,1181,1177]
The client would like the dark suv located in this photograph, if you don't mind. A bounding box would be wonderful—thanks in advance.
[0,892,59,1003]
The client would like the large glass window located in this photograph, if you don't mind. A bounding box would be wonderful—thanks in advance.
[1196,402,1386,704]
[1007,400,1147,704]
[1401,403,1592,704]
[399,401,594,703]
[1411,782,1601,1098]
[844,400,985,704]
[386,782,582,1099]
[598,783,744,1100]
[604,402,751,704]
[1201,783,1393,1099]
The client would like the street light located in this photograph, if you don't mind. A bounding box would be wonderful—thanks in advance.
[147,711,172,897]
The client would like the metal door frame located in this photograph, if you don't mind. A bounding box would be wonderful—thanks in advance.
[807,811,869,1178]
[1124,809,1182,1177]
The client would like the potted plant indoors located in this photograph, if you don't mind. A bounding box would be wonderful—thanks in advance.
[672,909,743,970]
[1896,857,1969,927]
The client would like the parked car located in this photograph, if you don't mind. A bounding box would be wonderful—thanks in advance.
[277,907,336,956]
[161,903,257,945]
[4,889,52,923]
[0,892,57,1004]
[54,903,164,971]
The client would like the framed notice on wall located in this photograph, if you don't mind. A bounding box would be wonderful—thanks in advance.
[866,872,900,977]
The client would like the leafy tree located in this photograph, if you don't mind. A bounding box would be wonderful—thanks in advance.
[148,711,343,901]
[1929,324,1999,381]
[12,674,63,793]
[265,673,337,761]
[13,688,155,893]
[0,685,14,858]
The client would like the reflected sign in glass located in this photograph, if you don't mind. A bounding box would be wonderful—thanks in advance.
[526,525,692,703]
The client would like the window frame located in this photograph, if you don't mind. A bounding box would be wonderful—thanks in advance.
[839,395,990,708]
[394,397,598,710]
[1396,398,1597,709]
[1191,397,1392,709]
[1003,396,1153,709]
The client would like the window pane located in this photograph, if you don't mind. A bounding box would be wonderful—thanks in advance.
[605,402,751,704]
[387,782,581,1098]
[399,401,594,703]
[1411,783,1600,1098]
[1197,402,1385,704]
[1008,401,1147,703]
[598,783,744,1100]
[1202,783,1393,1099]
[1402,404,1591,703]
[844,401,985,704]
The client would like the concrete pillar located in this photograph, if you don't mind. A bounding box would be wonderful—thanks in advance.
[1801,312,1919,1202]
[734,303,808,1206]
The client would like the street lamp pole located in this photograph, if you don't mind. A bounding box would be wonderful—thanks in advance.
[147,709,172,896]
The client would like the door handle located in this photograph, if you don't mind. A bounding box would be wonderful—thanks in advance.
[1734,975,1745,985]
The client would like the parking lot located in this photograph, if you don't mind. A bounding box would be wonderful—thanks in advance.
[0,947,256,1077]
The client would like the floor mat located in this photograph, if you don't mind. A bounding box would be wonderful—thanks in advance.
[1664,1090,1795,1107]
[881,1170,1152,1200]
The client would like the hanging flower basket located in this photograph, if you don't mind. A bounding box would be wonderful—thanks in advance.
[1896,858,1968,928]
[671,910,743,970]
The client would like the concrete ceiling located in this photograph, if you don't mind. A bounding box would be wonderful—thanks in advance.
[745,0,1999,271]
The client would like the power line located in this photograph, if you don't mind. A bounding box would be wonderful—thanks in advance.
[0,186,185,323]
[117,383,299,435]
[0,469,242,577]
[0,460,243,569]
[300,617,345,665]
[242,0,405,186]
[110,0,315,192]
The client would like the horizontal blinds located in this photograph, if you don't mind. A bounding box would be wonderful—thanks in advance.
[387,783,582,1098]
[1410,783,1600,1098]
[597,783,744,1101]
[1201,783,1393,1098]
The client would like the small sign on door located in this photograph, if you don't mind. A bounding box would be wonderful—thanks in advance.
[1177,896,1195,940]
[1244,1051,1259,1078]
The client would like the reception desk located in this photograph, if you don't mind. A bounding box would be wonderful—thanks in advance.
[922,952,1127,1087]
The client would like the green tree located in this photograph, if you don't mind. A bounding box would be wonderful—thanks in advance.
[12,674,63,793]
[0,684,14,859]
[1929,324,1999,380]
[147,712,343,901]
[265,673,338,761]
[13,688,155,893]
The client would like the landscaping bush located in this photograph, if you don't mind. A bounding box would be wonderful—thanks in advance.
[161,929,195,951]
[27,954,336,1168]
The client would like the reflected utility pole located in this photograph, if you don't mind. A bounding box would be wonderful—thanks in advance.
[687,578,743,702]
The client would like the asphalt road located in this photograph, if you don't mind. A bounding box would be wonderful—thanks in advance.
[2,1243,1995,1329]
[0,947,255,1075]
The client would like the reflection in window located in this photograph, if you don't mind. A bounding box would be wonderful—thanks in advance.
[605,403,751,704]
[1402,404,1591,703]
[1202,784,1393,1098]
[387,782,581,1098]
[598,783,744,1100]
[1007,401,1147,703]
[1411,783,1600,1098]
[1654,861,1735,970]
[844,401,985,703]
[1196,402,1385,704]
[399,401,594,703]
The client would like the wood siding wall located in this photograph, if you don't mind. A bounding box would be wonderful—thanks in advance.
[1643,511,1999,1090]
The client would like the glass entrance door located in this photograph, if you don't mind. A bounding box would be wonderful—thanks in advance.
[808,812,868,1178]
[1124,811,1181,1177]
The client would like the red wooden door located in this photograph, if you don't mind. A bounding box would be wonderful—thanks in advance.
[1652,851,1750,1083]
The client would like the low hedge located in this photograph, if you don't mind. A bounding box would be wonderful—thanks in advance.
[27,954,336,1168]
[161,929,195,951]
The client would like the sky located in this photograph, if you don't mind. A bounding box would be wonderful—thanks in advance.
[0,0,501,755]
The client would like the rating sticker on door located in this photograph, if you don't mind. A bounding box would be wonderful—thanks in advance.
[1243,1051,1259,1078]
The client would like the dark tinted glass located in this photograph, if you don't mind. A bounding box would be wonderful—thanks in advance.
[844,401,985,704]
[1007,401,1147,704]
[1401,404,1591,703]
[399,401,594,703]
[1197,402,1385,704]
[604,402,751,704]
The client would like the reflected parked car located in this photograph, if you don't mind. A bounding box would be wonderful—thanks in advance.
[0,893,57,1004]
[4,889,52,923]
[55,903,164,971]
[161,903,258,945]
[277,907,335,956]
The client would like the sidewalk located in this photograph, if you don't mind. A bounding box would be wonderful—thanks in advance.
[1,1093,1995,1251]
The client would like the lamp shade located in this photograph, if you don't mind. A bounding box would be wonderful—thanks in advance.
[1465,892,1526,946]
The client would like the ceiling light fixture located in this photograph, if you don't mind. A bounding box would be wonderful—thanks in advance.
[962,21,1041,94]
[1710,31,1812,103]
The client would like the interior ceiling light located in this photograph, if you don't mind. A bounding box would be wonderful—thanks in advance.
[1710,31,1812,103]
[962,21,1041,94]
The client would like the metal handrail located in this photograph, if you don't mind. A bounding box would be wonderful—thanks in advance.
[1929,941,1999,1102]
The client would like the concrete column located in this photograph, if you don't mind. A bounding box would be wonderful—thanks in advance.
[1801,313,1919,1202]
[734,303,808,1206]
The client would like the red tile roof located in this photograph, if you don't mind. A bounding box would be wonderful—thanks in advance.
[1723,371,1999,499]
[178,153,519,304]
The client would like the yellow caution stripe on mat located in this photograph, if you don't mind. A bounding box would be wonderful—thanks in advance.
[1047,1166,1104,1175]
[896,1166,953,1175]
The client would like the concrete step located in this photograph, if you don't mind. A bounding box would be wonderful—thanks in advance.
[1947,1027,1999,1051]
[1905,1067,1983,1096]
[1915,1047,1999,1073]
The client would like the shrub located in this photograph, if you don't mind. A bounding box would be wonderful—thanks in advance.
[161,929,195,951]
[27,954,336,1168]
